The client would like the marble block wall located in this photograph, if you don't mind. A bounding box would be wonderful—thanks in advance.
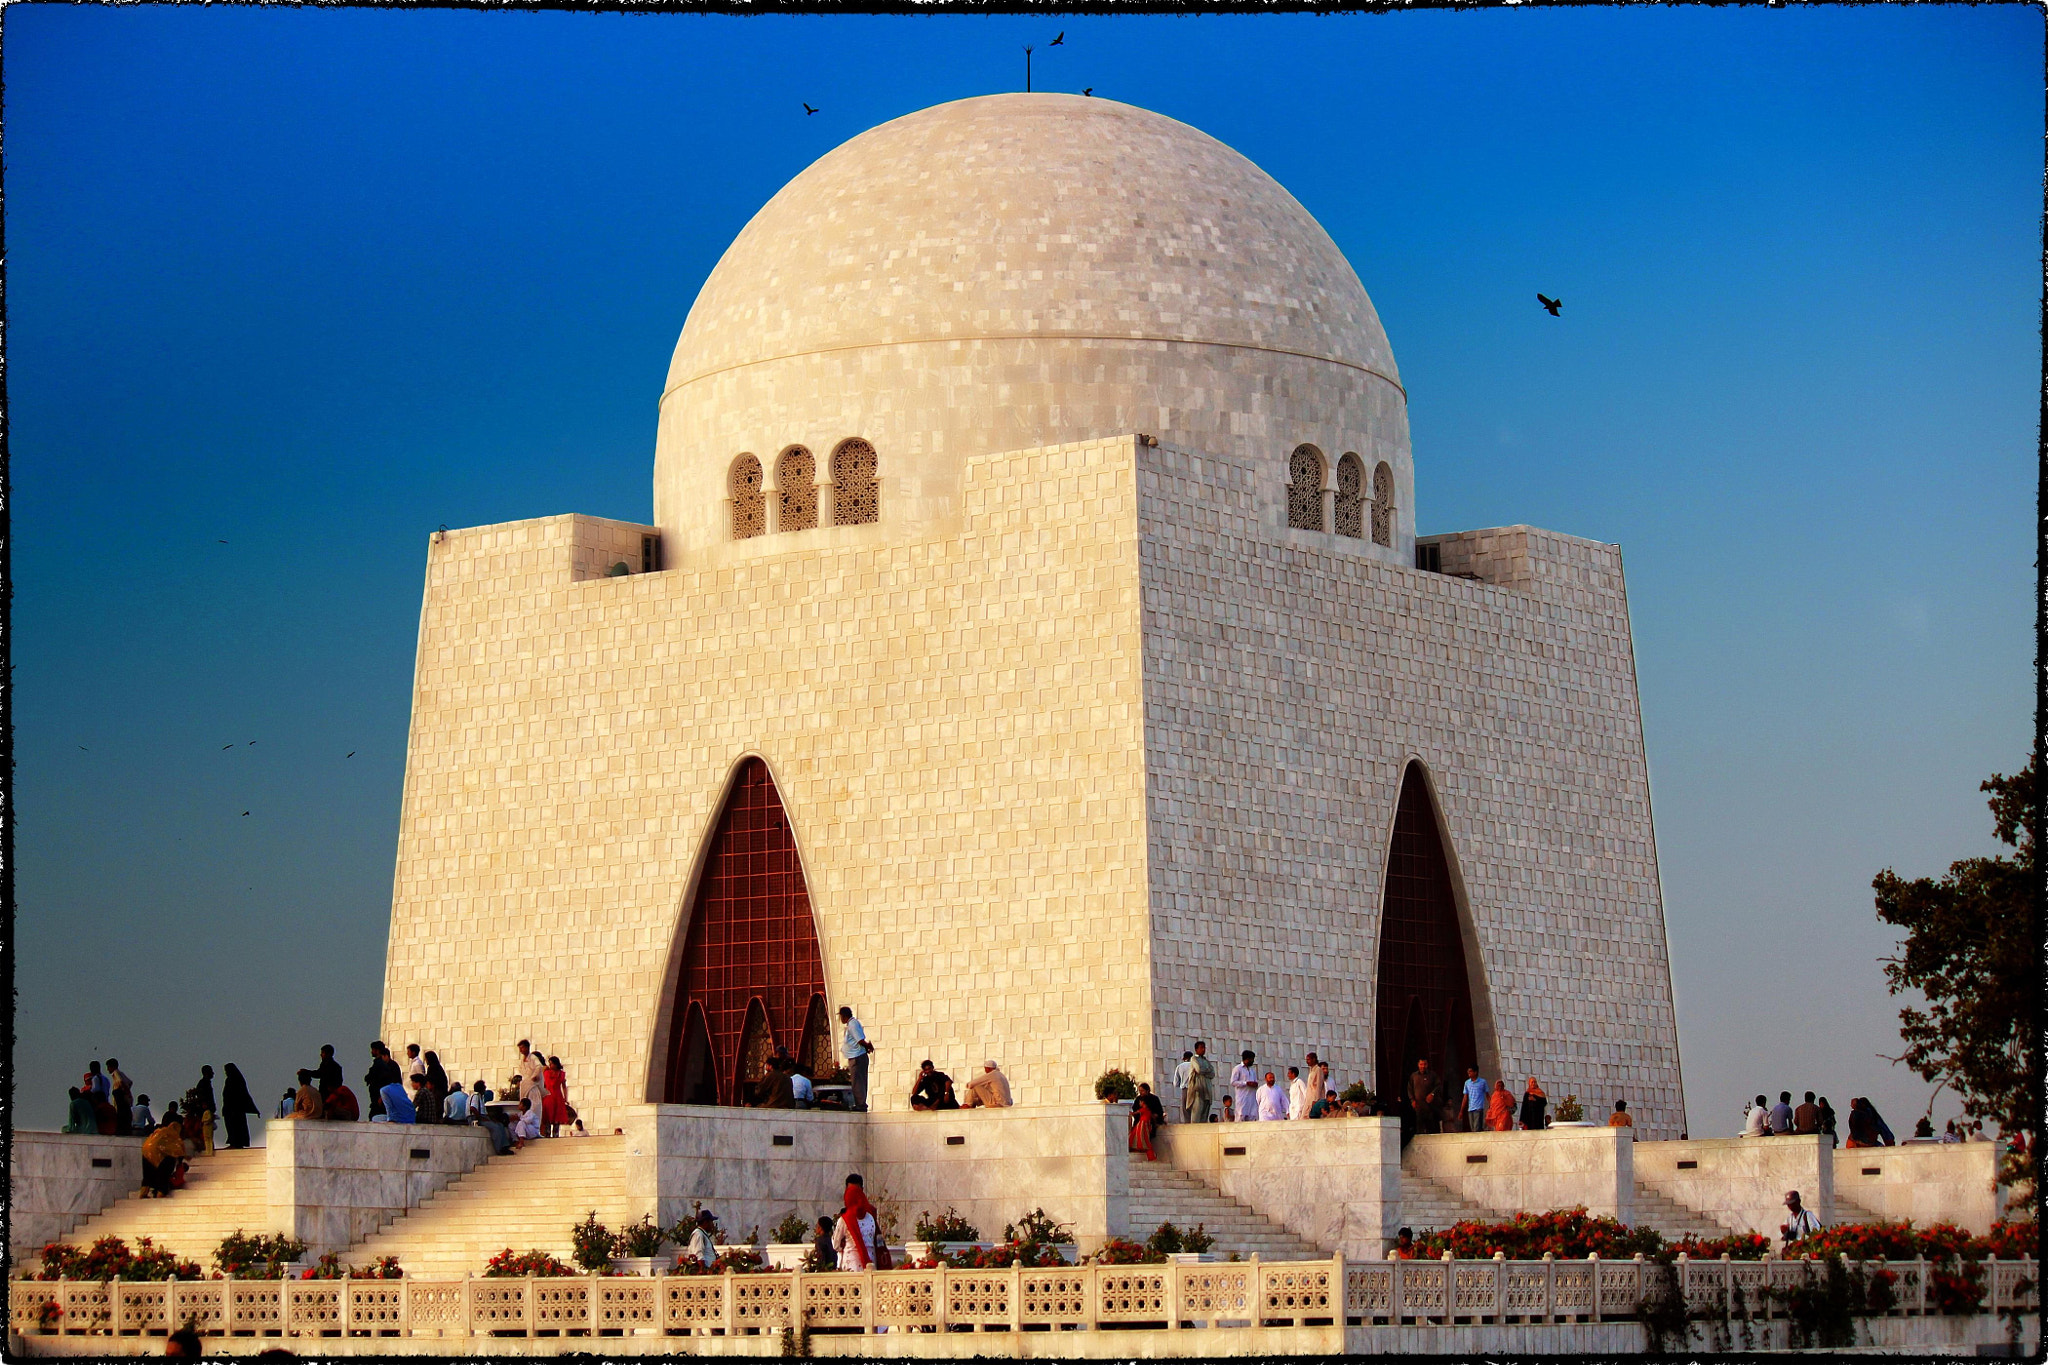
[624,1105,867,1244]
[381,438,1158,1129]
[1833,1143,2004,1235]
[266,1120,493,1259]
[621,1102,1127,1254]
[8,1134,145,1258]
[864,1103,1129,1253]
[1634,1135,1833,1235]
[1158,1115,1400,1259]
[1136,439,1685,1137]
[1402,1129,1634,1224]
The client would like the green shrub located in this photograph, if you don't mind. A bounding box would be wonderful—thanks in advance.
[1003,1208,1075,1246]
[1093,1068,1138,1102]
[213,1230,308,1279]
[615,1215,669,1259]
[772,1212,814,1246]
[913,1207,981,1243]
[570,1211,616,1270]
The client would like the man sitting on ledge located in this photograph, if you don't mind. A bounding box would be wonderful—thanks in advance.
[962,1060,1012,1108]
[910,1061,958,1111]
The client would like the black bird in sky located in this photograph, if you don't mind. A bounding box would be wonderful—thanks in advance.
[241,811,250,817]
[803,103,818,116]
[217,539,228,544]
[1050,31,1064,46]
[1083,88,1093,97]
[1538,294,1562,316]
[78,746,88,751]
[347,752,356,758]
[222,744,235,751]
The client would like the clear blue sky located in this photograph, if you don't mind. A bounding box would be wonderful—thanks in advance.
[8,7,2038,1138]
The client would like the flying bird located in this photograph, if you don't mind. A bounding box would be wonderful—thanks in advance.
[1050,31,1064,45]
[78,746,88,751]
[1083,88,1093,97]
[217,539,228,544]
[803,103,818,116]
[347,752,356,758]
[1537,294,1562,317]
[241,811,250,817]
[222,744,235,751]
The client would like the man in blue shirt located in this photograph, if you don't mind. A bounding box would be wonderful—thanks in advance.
[1462,1069,1490,1132]
[379,1080,417,1124]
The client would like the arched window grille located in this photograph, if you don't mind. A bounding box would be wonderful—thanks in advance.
[1371,461,1396,547]
[777,447,818,532]
[730,455,765,540]
[1287,444,1325,531]
[831,439,879,526]
[1335,453,1365,539]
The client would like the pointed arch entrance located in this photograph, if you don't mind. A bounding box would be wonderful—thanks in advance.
[660,758,828,1106]
[1374,764,1484,1115]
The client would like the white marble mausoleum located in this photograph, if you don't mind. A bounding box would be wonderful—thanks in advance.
[378,93,1686,1138]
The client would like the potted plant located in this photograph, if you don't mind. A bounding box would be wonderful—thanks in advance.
[1146,1220,1218,1264]
[611,1215,673,1275]
[1549,1094,1595,1127]
[764,1212,814,1271]
[906,1206,984,1263]
[570,1212,618,1273]
[1094,1068,1138,1103]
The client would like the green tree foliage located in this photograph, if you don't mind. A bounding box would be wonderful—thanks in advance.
[1872,750,2039,1199]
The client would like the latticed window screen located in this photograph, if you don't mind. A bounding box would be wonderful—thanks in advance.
[662,759,826,1105]
[1335,454,1365,539]
[832,439,878,526]
[777,448,818,532]
[1287,445,1324,531]
[1371,462,1395,547]
[730,457,766,540]
[1374,765,1478,1104]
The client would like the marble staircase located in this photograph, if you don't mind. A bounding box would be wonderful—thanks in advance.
[1125,1155,1324,1259]
[344,1136,634,1278]
[1630,1182,1733,1241]
[55,1148,268,1269]
[1395,1168,1494,1235]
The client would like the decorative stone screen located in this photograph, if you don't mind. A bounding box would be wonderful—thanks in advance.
[1373,765,1479,1108]
[1287,445,1324,531]
[730,456,765,540]
[1335,454,1364,539]
[778,448,818,532]
[660,759,827,1105]
[1371,462,1395,547]
[831,439,878,526]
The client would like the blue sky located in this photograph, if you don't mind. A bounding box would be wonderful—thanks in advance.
[8,7,2038,1137]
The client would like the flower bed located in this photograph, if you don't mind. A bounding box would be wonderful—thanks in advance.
[483,1248,579,1278]
[1088,1237,1164,1265]
[1667,1232,1772,1260]
[31,1237,200,1282]
[1414,1208,1665,1260]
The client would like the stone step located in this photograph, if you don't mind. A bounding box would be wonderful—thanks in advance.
[1124,1155,1323,1259]
[56,1150,272,1269]
[1631,1184,1734,1241]
[1393,1167,1493,1235]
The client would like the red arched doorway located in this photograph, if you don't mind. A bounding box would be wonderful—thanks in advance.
[660,758,827,1105]
[1374,764,1480,1114]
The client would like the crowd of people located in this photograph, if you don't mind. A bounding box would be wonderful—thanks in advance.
[62,1039,600,1198]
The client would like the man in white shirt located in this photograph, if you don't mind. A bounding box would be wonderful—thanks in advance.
[1287,1066,1314,1121]
[1173,1053,1194,1122]
[1257,1071,1289,1121]
[838,1007,872,1112]
[1231,1051,1261,1123]
[1779,1190,1821,1246]
[516,1040,543,1105]
[406,1044,427,1084]
[512,1098,542,1148]
[791,1070,816,1109]
[444,1083,470,1124]
[1741,1095,1771,1137]
[686,1210,719,1267]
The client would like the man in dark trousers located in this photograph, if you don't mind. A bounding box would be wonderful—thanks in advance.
[1407,1058,1443,1141]
[365,1041,402,1119]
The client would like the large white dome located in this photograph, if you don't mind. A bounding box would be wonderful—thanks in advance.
[655,93,1412,555]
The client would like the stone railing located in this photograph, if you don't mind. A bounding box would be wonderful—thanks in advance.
[9,1255,2036,1342]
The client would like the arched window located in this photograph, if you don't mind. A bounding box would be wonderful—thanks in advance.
[659,758,827,1106]
[777,447,818,532]
[831,439,879,526]
[1374,764,1480,1104]
[1287,444,1325,531]
[730,455,765,540]
[1371,462,1395,547]
[1335,453,1365,539]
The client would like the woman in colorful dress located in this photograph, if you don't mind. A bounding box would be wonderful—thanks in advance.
[542,1056,570,1137]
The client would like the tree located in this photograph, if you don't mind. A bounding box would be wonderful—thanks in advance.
[1872,750,2039,1200]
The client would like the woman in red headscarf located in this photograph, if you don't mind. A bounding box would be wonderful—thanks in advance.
[833,1175,878,1269]
[1128,1083,1165,1161]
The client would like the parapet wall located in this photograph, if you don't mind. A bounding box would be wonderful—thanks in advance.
[1403,1128,1634,1224]
[267,1121,494,1260]
[1834,1143,2004,1234]
[8,1134,145,1259]
[1158,1115,1400,1259]
[1634,1135,1832,1235]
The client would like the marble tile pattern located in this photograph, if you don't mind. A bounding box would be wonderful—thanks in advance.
[1136,440,1685,1137]
[1400,1129,1632,1223]
[381,438,1158,1129]
[1635,1135,1835,1235]
[8,1134,145,1258]
[267,1120,494,1259]
[381,430,1682,1135]
[1158,1115,1401,1259]
[1832,1142,2004,1234]
[654,93,1413,568]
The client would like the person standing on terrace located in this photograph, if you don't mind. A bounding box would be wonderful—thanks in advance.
[1185,1042,1216,1124]
[1231,1051,1260,1123]
[838,1006,872,1112]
